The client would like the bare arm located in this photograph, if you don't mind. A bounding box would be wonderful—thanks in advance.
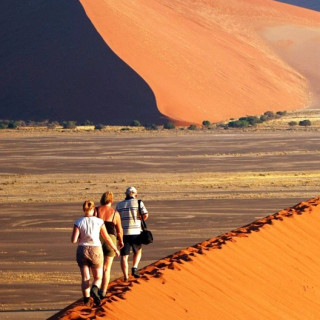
[71,225,80,243]
[114,212,124,248]
[100,224,120,257]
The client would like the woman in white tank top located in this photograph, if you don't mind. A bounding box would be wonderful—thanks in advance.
[71,200,120,306]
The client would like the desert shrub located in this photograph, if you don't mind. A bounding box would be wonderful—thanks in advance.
[0,123,8,129]
[7,121,19,129]
[228,120,250,128]
[239,116,260,126]
[130,120,141,127]
[163,122,176,129]
[47,121,60,129]
[62,121,77,129]
[288,121,298,127]
[188,124,197,130]
[202,120,211,127]
[299,119,311,127]
[95,123,105,130]
[82,120,93,126]
[260,115,268,122]
[144,123,158,130]
[276,111,287,116]
[120,127,131,131]
[216,123,228,129]
[264,111,275,119]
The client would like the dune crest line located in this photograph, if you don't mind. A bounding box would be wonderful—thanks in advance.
[51,196,320,319]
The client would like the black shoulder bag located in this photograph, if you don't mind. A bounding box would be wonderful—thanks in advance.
[138,200,153,245]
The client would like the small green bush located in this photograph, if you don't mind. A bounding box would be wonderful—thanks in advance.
[202,120,211,127]
[288,121,297,127]
[216,123,228,129]
[62,121,77,129]
[130,120,141,127]
[82,120,93,126]
[264,111,275,119]
[163,122,176,129]
[0,123,8,129]
[188,124,197,130]
[144,123,158,130]
[299,119,311,127]
[95,124,105,130]
[8,121,19,129]
[228,120,250,128]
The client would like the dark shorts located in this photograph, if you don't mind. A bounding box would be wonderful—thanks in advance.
[120,234,142,256]
[76,245,103,268]
[101,234,117,258]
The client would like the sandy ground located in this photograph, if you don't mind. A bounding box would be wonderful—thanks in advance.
[1,130,320,319]
[262,25,320,108]
[52,197,320,320]
[79,0,320,124]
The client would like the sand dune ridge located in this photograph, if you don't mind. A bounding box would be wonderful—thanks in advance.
[51,196,320,319]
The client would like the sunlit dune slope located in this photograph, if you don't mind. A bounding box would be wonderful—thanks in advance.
[52,196,320,320]
[80,0,320,124]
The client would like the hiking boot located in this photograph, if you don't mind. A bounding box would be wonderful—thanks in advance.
[83,297,91,306]
[90,285,101,306]
[98,289,106,300]
[131,267,140,278]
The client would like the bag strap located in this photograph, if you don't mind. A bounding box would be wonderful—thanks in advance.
[138,200,148,230]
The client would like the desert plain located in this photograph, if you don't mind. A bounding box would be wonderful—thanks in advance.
[1,124,320,319]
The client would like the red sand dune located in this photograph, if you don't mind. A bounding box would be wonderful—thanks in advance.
[80,0,320,124]
[51,196,320,319]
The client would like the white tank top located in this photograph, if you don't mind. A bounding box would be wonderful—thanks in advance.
[74,216,104,246]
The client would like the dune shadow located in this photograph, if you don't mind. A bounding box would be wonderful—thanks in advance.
[275,0,320,11]
[0,0,165,124]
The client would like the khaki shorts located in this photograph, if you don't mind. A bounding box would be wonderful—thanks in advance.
[101,234,117,258]
[76,245,103,268]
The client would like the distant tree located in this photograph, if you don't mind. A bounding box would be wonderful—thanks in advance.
[130,120,141,127]
[288,121,298,127]
[202,120,211,127]
[299,119,311,127]
[163,122,176,129]
[188,124,197,130]
[62,121,77,129]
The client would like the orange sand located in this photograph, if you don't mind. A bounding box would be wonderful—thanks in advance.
[51,196,320,319]
[79,0,320,124]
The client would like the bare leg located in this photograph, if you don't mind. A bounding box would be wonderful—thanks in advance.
[121,255,129,280]
[79,265,91,298]
[132,248,142,268]
[91,265,103,288]
[101,256,114,295]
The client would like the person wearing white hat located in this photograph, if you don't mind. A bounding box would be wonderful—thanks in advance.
[116,186,149,280]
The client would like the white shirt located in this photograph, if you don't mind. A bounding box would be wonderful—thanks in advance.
[74,216,104,246]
